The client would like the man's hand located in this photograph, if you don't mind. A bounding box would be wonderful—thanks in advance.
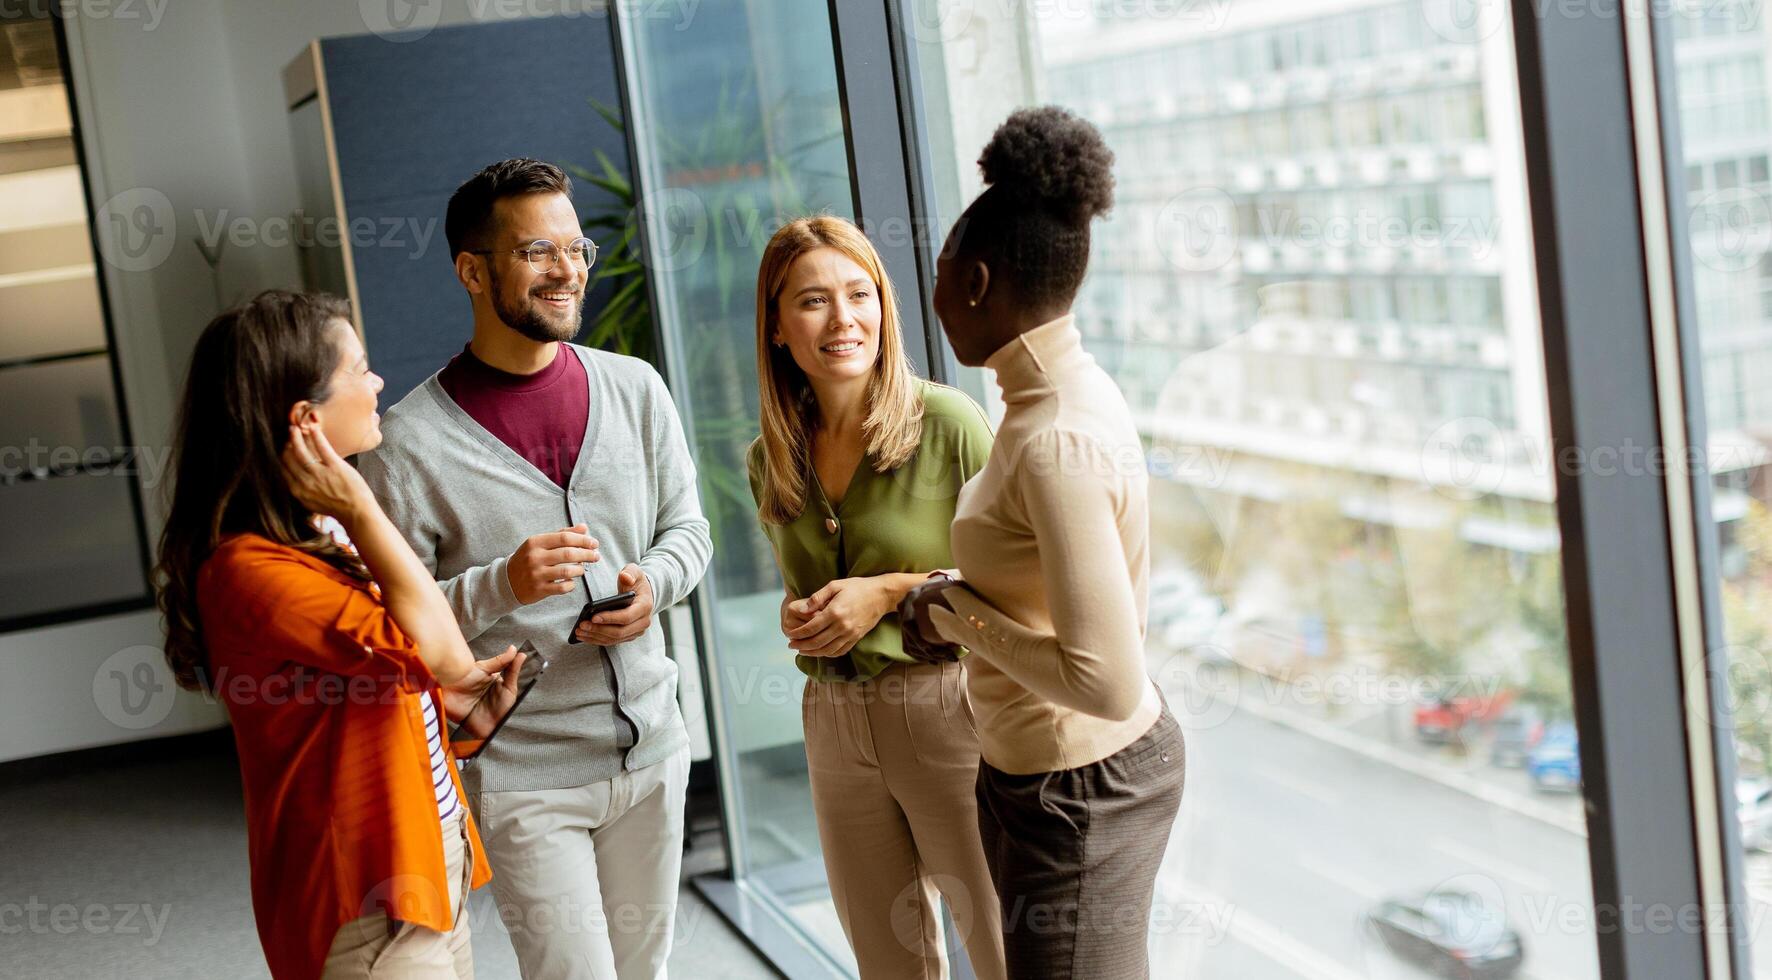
[572,564,656,646]
[784,577,893,660]
[508,525,600,605]
[441,645,523,729]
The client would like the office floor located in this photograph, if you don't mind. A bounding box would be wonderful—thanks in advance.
[0,732,781,980]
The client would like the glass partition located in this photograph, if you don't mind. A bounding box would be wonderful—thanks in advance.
[617,1,859,971]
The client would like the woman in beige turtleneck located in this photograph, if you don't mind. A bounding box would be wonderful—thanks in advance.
[901,106,1185,980]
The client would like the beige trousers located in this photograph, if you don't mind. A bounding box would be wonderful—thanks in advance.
[322,807,475,979]
[473,746,690,980]
[804,661,1006,980]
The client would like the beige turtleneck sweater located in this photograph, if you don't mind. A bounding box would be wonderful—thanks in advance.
[929,314,1162,775]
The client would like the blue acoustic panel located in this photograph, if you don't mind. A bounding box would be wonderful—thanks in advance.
[319,14,633,402]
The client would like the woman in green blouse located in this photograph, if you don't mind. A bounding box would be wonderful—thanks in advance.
[747,215,1005,980]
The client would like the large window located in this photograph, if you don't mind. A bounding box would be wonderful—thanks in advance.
[911,1,1598,975]
[1668,0,1772,967]
[0,13,148,628]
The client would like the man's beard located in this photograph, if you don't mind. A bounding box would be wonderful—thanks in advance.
[490,266,581,343]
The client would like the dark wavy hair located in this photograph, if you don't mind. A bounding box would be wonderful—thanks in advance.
[444,157,573,260]
[953,106,1116,312]
[153,289,371,691]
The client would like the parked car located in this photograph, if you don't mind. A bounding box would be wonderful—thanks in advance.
[1739,778,1772,852]
[1414,698,1466,744]
[1489,707,1545,768]
[1526,723,1581,792]
[1149,571,1226,651]
[1414,689,1516,745]
[1367,887,1526,978]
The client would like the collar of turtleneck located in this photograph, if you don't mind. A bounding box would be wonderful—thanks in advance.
[982,313,1087,405]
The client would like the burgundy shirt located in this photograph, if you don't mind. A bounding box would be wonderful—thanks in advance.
[438,342,588,489]
[437,341,637,749]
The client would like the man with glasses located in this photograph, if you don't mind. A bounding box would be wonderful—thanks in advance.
[359,158,711,979]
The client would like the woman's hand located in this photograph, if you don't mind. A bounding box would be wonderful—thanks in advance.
[783,577,894,660]
[441,645,523,731]
[898,573,965,664]
[280,421,375,527]
[781,589,815,637]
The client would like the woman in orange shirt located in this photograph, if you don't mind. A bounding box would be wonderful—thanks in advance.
[154,290,529,980]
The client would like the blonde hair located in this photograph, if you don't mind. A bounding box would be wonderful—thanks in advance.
[754,215,923,526]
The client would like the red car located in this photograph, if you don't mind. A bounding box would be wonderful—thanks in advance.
[1413,688,1516,744]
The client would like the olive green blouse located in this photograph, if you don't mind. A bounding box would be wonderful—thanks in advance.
[747,381,995,682]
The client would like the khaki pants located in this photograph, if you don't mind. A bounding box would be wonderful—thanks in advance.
[322,807,475,979]
[472,746,690,980]
[804,661,1006,980]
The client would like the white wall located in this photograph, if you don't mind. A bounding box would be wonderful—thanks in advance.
[3,0,552,760]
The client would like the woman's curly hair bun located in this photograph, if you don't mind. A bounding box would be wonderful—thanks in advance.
[977,105,1114,225]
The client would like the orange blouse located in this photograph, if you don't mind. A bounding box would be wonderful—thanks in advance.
[196,533,493,980]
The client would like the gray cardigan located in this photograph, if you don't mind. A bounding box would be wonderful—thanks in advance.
[358,344,711,793]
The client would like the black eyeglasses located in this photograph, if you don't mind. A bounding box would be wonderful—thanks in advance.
[468,237,598,274]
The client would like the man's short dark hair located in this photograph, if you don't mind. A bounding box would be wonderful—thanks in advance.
[444,158,573,260]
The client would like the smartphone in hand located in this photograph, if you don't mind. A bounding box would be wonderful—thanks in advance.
[449,640,547,762]
[566,590,638,645]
